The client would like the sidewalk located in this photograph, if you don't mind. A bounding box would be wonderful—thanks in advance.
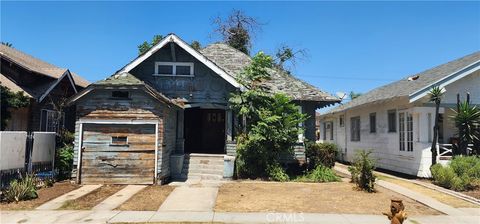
[1,210,479,224]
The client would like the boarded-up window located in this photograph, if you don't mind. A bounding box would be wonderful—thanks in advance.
[339,115,344,127]
[351,116,360,142]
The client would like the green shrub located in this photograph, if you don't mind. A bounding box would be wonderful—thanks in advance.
[267,163,289,182]
[306,142,338,168]
[297,165,340,182]
[431,156,480,191]
[4,174,38,203]
[55,145,74,180]
[348,150,376,192]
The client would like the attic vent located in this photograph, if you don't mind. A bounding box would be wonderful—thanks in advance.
[111,91,129,99]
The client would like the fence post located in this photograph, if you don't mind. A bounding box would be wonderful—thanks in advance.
[25,132,34,174]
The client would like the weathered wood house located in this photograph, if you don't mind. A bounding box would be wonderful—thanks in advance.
[0,44,89,132]
[69,34,339,184]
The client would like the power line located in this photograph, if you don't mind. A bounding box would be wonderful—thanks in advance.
[296,75,396,81]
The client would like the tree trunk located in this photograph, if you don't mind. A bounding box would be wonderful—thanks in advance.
[430,103,440,166]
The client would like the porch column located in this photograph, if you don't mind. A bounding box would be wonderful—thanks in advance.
[176,110,185,153]
[226,109,233,142]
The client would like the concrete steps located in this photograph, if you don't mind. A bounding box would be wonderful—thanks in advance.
[181,154,224,180]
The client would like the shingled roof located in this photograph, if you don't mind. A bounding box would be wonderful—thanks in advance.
[0,45,89,87]
[200,43,339,103]
[327,51,480,114]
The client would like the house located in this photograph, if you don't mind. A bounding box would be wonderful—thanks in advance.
[0,45,89,132]
[318,51,480,177]
[68,33,339,184]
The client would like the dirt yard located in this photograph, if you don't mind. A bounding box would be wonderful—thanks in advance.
[215,181,441,215]
[0,181,79,210]
[60,185,123,210]
[116,185,174,211]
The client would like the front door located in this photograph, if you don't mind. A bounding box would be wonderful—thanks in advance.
[184,108,225,154]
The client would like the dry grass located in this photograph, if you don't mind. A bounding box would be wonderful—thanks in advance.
[115,185,174,211]
[378,175,479,208]
[59,185,123,210]
[215,181,441,215]
[0,181,79,210]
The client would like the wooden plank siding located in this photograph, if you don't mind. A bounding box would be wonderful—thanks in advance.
[80,123,155,184]
[72,88,178,184]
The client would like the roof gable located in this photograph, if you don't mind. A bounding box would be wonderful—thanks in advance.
[327,51,480,114]
[118,34,241,88]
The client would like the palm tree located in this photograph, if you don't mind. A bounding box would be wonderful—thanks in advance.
[429,86,444,166]
[452,101,480,155]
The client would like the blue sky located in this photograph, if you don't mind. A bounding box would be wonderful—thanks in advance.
[1,1,479,99]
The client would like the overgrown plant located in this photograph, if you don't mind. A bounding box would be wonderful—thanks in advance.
[451,101,480,155]
[230,52,306,180]
[349,150,376,192]
[296,165,340,183]
[55,144,74,180]
[431,156,480,191]
[0,85,30,130]
[3,174,38,203]
[429,86,444,166]
[305,142,338,169]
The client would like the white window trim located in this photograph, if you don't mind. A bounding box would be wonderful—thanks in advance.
[153,62,194,77]
[39,109,65,133]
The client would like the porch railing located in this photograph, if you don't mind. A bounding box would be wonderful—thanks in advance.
[437,143,474,160]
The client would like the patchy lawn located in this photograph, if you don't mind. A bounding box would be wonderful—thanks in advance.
[0,181,79,210]
[59,185,123,210]
[378,175,479,208]
[215,181,441,215]
[116,185,174,211]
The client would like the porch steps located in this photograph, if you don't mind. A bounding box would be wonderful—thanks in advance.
[181,154,224,180]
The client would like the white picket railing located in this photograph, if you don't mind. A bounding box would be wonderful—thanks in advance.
[437,143,474,160]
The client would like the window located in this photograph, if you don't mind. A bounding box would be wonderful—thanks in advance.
[40,109,64,133]
[154,62,194,76]
[111,136,128,146]
[369,113,376,133]
[339,115,344,127]
[388,110,397,132]
[111,91,129,99]
[323,122,327,140]
[399,112,413,151]
[351,116,360,141]
[330,122,334,140]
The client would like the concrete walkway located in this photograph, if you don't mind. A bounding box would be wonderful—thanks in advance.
[36,185,102,210]
[158,186,219,212]
[1,210,479,224]
[333,164,468,216]
[92,185,146,210]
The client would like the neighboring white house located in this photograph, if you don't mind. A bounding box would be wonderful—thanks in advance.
[319,51,480,177]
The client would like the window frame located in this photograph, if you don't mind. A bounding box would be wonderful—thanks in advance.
[153,62,194,77]
[387,109,397,133]
[39,109,65,133]
[350,116,361,142]
[111,136,129,146]
[369,112,376,133]
[339,115,345,127]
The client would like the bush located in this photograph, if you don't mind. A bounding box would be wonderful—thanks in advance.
[349,150,376,192]
[4,174,38,203]
[55,145,74,180]
[267,163,289,182]
[306,142,338,169]
[431,156,480,191]
[297,165,340,182]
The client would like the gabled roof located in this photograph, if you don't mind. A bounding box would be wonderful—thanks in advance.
[0,45,89,87]
[68,72,182,108]
[327,51,480,114]
[200,43,339,103]
[118,34,241,88]
[0,73,33,98]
